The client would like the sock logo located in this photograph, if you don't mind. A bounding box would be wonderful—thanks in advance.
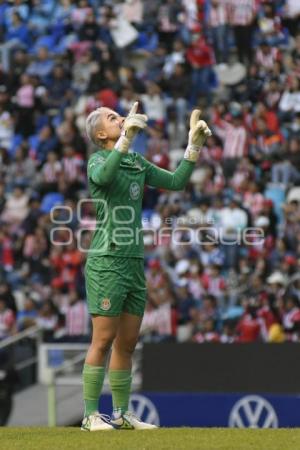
[101,298,111,311]
[122,417,134,429]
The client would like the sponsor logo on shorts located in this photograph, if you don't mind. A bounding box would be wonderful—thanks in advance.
[101,298,111,311]
[129,182,140,200]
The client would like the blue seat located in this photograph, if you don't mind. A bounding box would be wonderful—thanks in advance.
[9,134,23,157]
[55,33,77,54]
[31,35,57,54]
[28,134,39,151]
[40,193,64,213]
[132,131,148,155]
[142,209,154,223]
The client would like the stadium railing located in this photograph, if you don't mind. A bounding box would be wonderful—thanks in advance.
[1,330,142,426]
[0,326,42,389]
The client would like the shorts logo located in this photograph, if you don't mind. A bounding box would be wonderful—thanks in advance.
[129,182,140,200]
[101,298,111,311]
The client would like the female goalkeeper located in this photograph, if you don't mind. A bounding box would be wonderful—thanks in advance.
[81,102,211,431]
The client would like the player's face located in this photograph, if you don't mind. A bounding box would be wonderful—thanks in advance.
[95,107,125,143]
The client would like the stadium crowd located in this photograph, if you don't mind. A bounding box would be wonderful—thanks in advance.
[0,0,300,344]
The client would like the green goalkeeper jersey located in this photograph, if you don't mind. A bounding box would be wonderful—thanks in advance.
[87,148,195,259]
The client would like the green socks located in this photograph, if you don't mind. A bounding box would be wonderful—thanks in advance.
[82,365,132,417]
[82,364,105,417]
[109,369,132,415]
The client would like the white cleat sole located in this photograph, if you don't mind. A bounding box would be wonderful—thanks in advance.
[81,427,114,431]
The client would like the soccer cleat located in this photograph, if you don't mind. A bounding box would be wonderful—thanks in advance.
[110,411,158,430]
[81,412,114,431]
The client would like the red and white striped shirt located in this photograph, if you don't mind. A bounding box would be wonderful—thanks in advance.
[215,120,248,158]
[229,0,256,26]
[66,301,89,336]
[62,156,83,182]
[283,307,300,331]
[255,47,280,71]
[209,1,228,27]
[141,303,172,336]
[42,161,62,183]
[206,276,226,298]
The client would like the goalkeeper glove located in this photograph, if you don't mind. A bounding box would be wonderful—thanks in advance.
[115,102,148,153]
[184,109,212,162]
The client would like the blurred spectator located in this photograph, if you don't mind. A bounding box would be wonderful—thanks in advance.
[141,82,166,122]
[0,86,13,150]
[162,63,189,141]
[283,0,300,36]
[193,318,220,343]
[229,0,257,65]
[6,145,36,188]
[37,300,58,341]
[0,282,16,313]
[26,47,54,83]
[2,185,29,225]
[236,299,262,342]
[186,29,215,105]
[45,65,72,111]
[78,9,99,42]
[279,75,300,117]
[63,288,89,341]
[193,294,220,341]
[271,137,300,185]
[255,41,281,75]
[257,2,286,47]
[72,51,97,94]
[175,280,196,326]
[213,104,248,170]
[17,298,38,331]
[162,39,186,78]
[15,74,35,137]
[141,287,175,342]
[0,297,15,340]
[207,0,230,64]
[5,11,30,47]
[219,197,248,238]
[157,0,183,50]
[145,44,167,82]
[35,125,58,163]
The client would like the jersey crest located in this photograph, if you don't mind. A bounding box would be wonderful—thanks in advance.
[129,182,140,200]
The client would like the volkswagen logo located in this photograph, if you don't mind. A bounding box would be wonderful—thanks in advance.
[129,394,160,426]
[229,395,278,428]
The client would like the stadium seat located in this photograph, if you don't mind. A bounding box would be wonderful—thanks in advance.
[30,35,57,54]
[9,134,23,157]
[40,193,64,213]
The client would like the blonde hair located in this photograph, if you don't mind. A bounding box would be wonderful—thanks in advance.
[85,109,103,145]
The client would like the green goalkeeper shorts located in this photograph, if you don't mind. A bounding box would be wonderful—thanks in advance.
[85,256,147,317]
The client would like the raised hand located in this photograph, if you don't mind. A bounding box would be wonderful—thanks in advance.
[189,109,212,147]
[123,102,148,141]
[115,102,148,153]
[184,109,212,162]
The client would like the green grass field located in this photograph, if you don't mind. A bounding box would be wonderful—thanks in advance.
[1,428,300,450]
